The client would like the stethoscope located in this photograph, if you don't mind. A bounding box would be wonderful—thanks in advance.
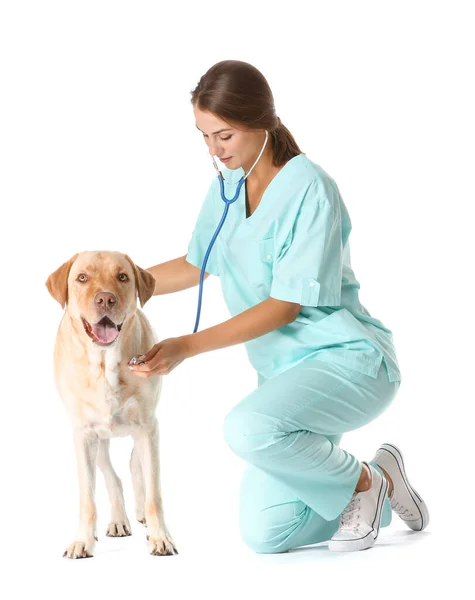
[192,129,269,333]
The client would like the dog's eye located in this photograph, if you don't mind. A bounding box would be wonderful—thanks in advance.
[78,273,88,282]
[118,273,129,282]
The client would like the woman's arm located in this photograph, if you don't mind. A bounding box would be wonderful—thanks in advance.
[183,297,301,357]
[146,255,210,295]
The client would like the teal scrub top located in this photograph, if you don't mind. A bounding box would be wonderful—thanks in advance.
[186,153,401,383]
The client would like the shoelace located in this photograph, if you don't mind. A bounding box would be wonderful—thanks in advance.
[339,494,362,531]
[390,498,414,519]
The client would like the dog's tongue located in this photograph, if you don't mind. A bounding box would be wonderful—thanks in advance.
[92,319,120,344]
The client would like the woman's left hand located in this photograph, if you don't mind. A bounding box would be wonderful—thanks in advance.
[128,336,192,377]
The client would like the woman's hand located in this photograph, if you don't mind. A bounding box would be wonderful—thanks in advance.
[128,336,192,378]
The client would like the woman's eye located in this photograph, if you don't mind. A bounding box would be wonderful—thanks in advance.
[202,134,232,142]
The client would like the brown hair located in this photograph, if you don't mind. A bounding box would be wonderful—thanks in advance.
[190,60,304,167]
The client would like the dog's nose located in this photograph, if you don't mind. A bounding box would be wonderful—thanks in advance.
[94,292,117,309]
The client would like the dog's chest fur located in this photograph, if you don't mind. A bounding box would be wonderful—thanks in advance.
[81,344,138,439]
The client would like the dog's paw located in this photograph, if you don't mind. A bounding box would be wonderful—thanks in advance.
[63,537,96,559]
[106,520,132,537]
[137,517,147,527]
[146,532,178,556]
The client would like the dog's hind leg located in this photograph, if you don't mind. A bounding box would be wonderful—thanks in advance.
[130,445,146,527]
[96,439,132,537]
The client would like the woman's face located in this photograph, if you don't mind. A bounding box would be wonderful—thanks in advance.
[193,105,265,172]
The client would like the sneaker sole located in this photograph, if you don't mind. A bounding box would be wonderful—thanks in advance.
[328,468,388,552]
[375,443,429,531]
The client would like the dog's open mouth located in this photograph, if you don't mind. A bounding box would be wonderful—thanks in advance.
[82,316,124,346]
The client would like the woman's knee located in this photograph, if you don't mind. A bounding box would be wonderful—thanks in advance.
[222,407,245,454]
[222,405,283,458]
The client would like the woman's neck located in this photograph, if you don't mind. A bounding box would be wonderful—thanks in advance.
[242,144,278,188]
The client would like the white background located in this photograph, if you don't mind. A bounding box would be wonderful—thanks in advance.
[1,0,472,597]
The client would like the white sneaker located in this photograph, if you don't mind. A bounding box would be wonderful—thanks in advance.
[328,462,388,552]
[371,442,429,531]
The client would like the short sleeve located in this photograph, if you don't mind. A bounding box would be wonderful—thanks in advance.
[185,177,221,277]
[270,178,343,307]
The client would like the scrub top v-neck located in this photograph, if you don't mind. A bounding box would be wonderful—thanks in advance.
[186,153,401,384]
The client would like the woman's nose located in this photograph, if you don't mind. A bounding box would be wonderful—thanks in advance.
[206,140,221,156]
[208,144,220,156]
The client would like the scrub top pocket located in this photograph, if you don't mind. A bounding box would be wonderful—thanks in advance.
[239,236,275,299]
[259,237,275,263]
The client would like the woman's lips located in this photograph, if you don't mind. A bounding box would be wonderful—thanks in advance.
[220,157,232,163]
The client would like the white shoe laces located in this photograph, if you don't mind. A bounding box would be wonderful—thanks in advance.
[339,493,362,531]
[391,499,414,519]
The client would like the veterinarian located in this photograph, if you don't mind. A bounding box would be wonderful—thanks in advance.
[129,60,428,553]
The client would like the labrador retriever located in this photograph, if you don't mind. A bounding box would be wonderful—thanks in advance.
[45,250,177,558]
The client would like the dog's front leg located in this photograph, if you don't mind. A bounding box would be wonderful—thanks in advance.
[132,420,178,556]
[97,439,132,537]
[63,427,99,559]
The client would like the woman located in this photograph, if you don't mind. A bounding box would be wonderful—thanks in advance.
[129,60,429,554]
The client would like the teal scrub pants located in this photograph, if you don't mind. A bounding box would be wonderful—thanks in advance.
[222,357,400,554]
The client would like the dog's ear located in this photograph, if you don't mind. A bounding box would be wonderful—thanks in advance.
[124,254,156,308]
[45,253,79,309]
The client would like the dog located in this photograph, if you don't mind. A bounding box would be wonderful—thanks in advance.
[45,250,178,558]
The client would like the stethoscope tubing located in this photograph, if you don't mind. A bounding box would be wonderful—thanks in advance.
[192,176,245,333]
[192,130,269,334]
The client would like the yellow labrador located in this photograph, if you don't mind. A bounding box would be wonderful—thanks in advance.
[45,250,177,558]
